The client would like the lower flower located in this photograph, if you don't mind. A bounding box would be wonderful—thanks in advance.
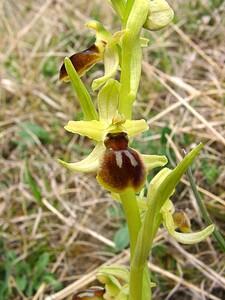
[97,132,147,193]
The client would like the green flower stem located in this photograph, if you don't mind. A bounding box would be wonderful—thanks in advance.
[120,188,156,300]
[118,33,141,119]
[186,166,225,252]
[129,213,161,300]
[129,262,153,300]
[131,203,162,280]
[120,188,147,300]
[129,264,144,300]
[120,188,142,259]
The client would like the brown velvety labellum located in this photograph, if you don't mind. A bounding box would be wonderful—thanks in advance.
[72,287,105,300]
[97,132,147,193]
[59,44,102,81]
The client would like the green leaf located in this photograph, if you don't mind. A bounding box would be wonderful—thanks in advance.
[26,280,34,297]
[36,253,50,273]
[160,127,172,145]
[42,273,56,284]
[108,0,126,23]
[0,282,9,300]
[42,57,57,77]
[114,223,129,251]
[57,142,103,173]
[24,161,42,203]
[51,279,63,292]
[15,274,27,291]
[18,122,50,144]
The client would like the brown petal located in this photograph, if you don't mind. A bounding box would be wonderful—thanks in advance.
[59,44,103,81]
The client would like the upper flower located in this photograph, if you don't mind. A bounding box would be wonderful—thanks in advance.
[59,20,124,91]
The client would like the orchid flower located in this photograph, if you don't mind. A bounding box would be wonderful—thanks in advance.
[58,78,167,193]
[59,20,123,91]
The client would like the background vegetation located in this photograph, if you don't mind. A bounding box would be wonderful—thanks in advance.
[0,0,224,299]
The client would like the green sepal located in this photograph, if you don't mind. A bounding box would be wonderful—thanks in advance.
[64,57,98,121]
[57,143,103,172]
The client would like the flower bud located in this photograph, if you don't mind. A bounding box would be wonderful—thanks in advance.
[143,0,174,31]
[173,211,191,233]
[97,132,147,193]
[59,41,106,81]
